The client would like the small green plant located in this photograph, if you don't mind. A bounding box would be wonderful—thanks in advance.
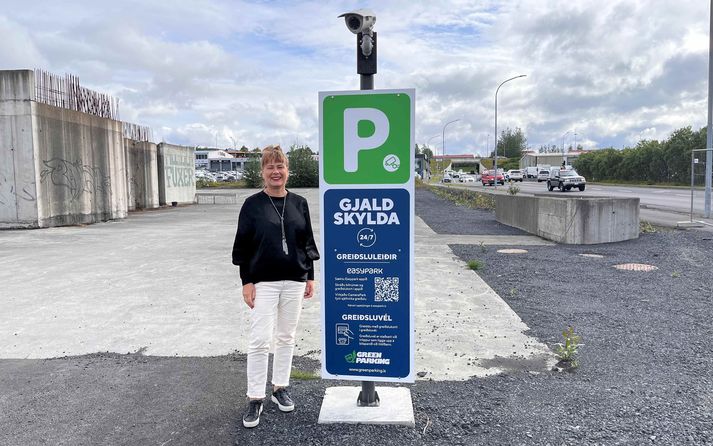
[640,221,657,234]
[671,271,681,278]
[290,368,319,380]
[555,326,583,368]
[509,288,518,297]
[506,183,521,195]
[479,241,487,253]
[467,259,484,271]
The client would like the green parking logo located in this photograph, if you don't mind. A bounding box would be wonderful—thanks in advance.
[345,350,357,363]
[322,92,412,184]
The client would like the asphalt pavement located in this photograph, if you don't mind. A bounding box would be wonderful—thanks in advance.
[1,187,711,445]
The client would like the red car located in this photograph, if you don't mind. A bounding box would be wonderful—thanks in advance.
[481,170,505,186]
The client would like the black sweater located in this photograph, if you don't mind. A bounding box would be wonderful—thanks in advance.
[232,191,319,285]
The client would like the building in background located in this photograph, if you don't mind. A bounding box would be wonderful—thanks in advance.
[520,150,589,168]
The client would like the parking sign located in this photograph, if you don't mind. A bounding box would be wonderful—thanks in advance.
[319,89,415,382]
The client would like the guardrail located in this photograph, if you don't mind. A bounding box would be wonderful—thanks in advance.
[194,193,238,205]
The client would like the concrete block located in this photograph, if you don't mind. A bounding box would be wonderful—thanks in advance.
[125,139,159,210]
[496,194,639,244]
[318,386,415,427]
[157,143,195,206]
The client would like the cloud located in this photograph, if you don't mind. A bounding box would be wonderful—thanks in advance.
[0,0,710,153]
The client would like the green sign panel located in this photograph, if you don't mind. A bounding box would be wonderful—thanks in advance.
[321,91,413,184]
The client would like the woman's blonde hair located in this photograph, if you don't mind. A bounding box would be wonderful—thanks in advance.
[261,145,289,168]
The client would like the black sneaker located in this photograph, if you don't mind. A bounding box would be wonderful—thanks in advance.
[271,387,295,412]
[242,399,263,428]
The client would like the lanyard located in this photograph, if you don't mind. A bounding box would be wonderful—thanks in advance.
[266,192,289,255]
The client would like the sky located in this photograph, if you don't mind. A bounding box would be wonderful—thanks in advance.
[1,0,710,156]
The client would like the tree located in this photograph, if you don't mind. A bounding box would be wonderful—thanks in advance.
[421,146,434,159]
[287,145,318,187]
[243,158,262,188]
[494,127,527,158]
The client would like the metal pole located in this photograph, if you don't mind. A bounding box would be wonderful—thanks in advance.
[706,0,713,217]
[494,75,527,190]
[692,151,696,222]
[441,119,460,175]
[358,55,379,407]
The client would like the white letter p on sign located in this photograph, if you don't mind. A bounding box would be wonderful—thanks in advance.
[343,108,389,172]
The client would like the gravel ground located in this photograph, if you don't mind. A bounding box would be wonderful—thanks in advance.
[2,188,712,445]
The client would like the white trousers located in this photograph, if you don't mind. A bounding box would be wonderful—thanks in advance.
[247,280,306,399]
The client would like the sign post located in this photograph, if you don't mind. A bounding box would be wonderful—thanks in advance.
[318,89,415,424]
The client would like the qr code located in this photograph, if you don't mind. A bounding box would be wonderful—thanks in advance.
[374,277,399,302]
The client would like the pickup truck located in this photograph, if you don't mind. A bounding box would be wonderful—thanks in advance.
[547,168,586,191]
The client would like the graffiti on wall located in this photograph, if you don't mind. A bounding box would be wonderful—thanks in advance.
[164,152,193,188]
[0,173,36,206]
[40,158,111,201]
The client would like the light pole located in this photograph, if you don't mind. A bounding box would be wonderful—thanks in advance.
[442,119,460,173]
[705,0,712,217]
[494,74,526,189]
[426,134,440,151]
[561,130,571,166]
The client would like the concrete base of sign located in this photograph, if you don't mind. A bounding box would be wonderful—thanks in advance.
[676,220,705,228]
[317,386,415,427]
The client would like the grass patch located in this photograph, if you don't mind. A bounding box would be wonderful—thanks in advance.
[427,185,496,210]
[196,179,246,189]
[639,221,657,234]
[290,368,319,380]
[467,259,484,271]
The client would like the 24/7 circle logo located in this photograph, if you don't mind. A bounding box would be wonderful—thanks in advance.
[322,91,412,184]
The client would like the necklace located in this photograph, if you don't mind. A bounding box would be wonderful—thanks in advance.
[266,191,289,255]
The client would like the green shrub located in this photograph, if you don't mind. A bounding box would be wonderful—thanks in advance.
[555,326,583,368]
[466,259,484,270]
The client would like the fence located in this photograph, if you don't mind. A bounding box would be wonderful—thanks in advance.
[194,193,239,205]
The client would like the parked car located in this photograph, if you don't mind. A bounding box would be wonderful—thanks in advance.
[506,169,524,182]
[537,169,550,182]
[547,168,587,192]
[442,176,452,183]
[525,166,539,179]
[481,170,505,186]
[460,175,476,183]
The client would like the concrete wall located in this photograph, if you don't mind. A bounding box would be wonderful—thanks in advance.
[0,70,39,228]
[1,69,130,228]
[124,138,159,210]
[496,194,640,244]
[33,103,127,227]
[158,143,195,205]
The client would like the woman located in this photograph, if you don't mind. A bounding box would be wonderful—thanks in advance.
[232,145,319,428]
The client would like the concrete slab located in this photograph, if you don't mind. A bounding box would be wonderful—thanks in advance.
[0,188,555,380]
[317,386,414,427]
[676,220,705,228]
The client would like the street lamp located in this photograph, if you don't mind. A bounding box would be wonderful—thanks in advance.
[426,134,440,151]
[561,130,571,166]
[494,74,526,189]
[442,119,460,173]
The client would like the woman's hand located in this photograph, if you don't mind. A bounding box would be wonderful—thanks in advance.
[304,280,315,299]
[242,283,256,309]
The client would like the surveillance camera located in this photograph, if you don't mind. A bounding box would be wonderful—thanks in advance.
[338,9,376,35]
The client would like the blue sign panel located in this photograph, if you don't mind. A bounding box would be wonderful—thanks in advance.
[323,188,410,378]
